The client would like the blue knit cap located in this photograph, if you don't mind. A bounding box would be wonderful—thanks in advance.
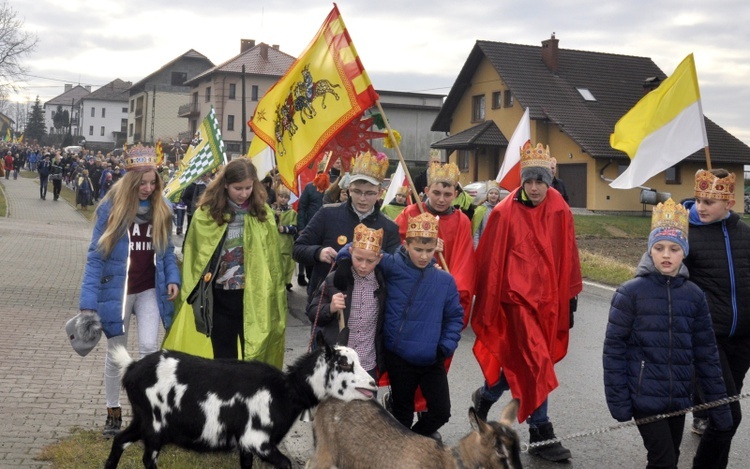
[648,227,689,256]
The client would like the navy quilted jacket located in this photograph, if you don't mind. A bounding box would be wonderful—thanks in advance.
[603,253,731,429]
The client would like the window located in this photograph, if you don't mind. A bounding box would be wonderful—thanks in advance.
[89,126,94,136]
[226,143,241,153]
[102,108,106,118]
[51,110,56,118]
[503,90,513,107]
[171,71,187,86]
[100,126,105,136]
[665,165,681,184]
[576,87,597,102]
[458,150,470,172]
[121,119,128,133]
[471,95,485,122]
[227,115,235,131]
[229,83,236,100]
[122,107,128,113]
[492,91,502,109]
[91,107,95,117]
[205,86,211,102]
[49,126,54,134]
[251,85,259,101]
[130,100,134,112]
[129,123,134,137]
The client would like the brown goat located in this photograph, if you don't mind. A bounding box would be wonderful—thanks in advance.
[307,398,522,469]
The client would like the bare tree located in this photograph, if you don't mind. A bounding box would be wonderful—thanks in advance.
[0,2,38,100]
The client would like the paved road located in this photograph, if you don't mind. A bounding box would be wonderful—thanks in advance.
[1,173,748,468]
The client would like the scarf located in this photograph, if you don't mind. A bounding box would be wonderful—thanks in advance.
[134,200,153,224]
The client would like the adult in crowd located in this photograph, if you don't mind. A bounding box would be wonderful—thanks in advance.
[50,153,64,201]
[471,142,582,462]
[163,158,287,365]
[78,144,180,437]
[37,153,51,200]
[294,151,400,302]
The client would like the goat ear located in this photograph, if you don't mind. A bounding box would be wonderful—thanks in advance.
[499,398,520,426]
[316,331,334,359]
[468,407,488,433]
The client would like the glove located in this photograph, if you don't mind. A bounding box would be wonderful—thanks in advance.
[333,258,353,292]
[569,296,578,329]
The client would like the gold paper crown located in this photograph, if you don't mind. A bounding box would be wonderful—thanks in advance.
[352,224,384,253]
[427,162,460,186]
[694,170,735,201]
[429,149,442,162]
[486,180,500,193]
[406,212,439,239]
[651,198,689,233]
[519,142,552,171]
[350,151,389,184]
[124,144,158,170]
[395,185,409,196]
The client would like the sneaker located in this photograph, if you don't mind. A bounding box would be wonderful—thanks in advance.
[471,387,494,422]
[692,417,708,435]
[102,407,122,439]
[381,391,393,414]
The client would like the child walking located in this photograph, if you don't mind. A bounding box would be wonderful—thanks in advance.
[603,198,731,468]
[78,144,180,437]
[272,185,298,291]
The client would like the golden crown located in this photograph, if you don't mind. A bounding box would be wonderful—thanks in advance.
[429,149,442,162]
[651,198,689,233]
[352,224,384,253]
[395,185,409,196]
[519,142,552,171]
[406,212,439,239]
[427,162,460,187]
[124,144,158,170]
[486,179,500,193]
[694,170,735,201]
[350,151,389,184]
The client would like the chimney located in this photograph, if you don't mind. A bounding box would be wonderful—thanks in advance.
[260,43,268,60]
[84,85,91,92]
[272,44,279,50]
[65,84,72,92]
[541,33,559,73]
[241,39,256,53]
[642,76,662,95]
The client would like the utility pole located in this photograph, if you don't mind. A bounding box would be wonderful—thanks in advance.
[241,65,247,154]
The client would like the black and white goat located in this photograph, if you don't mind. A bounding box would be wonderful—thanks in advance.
[307,398,522,469]
[104,334,377,469]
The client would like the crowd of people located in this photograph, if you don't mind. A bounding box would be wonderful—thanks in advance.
[56,139,749,468]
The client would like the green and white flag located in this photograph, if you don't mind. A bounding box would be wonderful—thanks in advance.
[164,107,227,202]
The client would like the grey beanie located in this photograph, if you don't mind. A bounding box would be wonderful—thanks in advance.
[521,166,553,186]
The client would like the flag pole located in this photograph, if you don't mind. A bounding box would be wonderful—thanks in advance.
[704,147,712,171]
[375,100,449,272]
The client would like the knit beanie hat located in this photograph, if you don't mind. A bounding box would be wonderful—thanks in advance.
[648,227,689,256]
[519,142,553,186]
[648,198,689,255]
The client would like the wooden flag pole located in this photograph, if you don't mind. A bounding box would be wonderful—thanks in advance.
[375,100,449,272]
[704,146,712,171]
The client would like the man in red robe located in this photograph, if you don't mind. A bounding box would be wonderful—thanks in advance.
[471,142,582,462]
[395,161,476,324]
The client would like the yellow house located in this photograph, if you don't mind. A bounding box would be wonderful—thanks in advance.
[431,35,750,210]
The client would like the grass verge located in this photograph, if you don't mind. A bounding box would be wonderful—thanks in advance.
[579,249,636,286]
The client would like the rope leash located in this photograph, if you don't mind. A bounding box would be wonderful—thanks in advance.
[523,391,750,452]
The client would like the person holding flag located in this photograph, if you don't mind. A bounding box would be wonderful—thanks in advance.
[471,141,581,462]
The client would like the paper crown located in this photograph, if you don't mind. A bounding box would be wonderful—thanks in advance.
[427,162,460,186]
[519,142,552,171]
[124,144,158,170]
[429,149,442,162]
[651,198,689,233]
[486,180,500,193]
[395,185,409,196]
[694,170,735,201]
[406,212,439,239]
[350,151,389,185]
[352,224,384,253]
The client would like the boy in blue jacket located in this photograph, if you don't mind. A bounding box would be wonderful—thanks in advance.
[603,198,731,469]
[338,212,464,439]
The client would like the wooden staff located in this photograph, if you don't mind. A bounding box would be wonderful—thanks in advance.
[704,146,712,171]
[375,100,449,272]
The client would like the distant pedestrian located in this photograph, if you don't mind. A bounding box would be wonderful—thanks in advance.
[76,169,94,210]
[37,154,51,200]
[3,151,12,180]
[50,154,64,201]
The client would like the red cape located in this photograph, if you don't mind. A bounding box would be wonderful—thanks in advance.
[471,188,582,422]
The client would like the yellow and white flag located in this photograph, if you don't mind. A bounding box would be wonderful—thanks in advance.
[609,54,707,189]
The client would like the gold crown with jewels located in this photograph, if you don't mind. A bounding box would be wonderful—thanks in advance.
[519,142,552,171]
[651,198,689,233]
[427,162,460,186]
[694,170,735,201]
[352,224,384,253]
[124,144,158,170]
[406,212,439,239]
[350,151,389,184]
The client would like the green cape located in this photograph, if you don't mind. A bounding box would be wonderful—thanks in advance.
[162,205,287,368]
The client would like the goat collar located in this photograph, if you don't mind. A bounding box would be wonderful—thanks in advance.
[451,447,468,469]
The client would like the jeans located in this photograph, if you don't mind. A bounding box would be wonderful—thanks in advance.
[39,176,49,198]
[479,373,550,428]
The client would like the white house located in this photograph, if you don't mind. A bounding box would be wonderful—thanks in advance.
[78,79,131,151]
[44,84,90,137]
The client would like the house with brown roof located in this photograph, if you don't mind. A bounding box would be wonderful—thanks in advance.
[127,49,214,146]
[78,79,132,151]
[432,35,750,210]
[44,84,91,139]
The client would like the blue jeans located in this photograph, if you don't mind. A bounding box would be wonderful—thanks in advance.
[479,373,549,428]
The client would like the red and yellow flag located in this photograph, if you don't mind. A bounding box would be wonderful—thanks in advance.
[248,4,379,192]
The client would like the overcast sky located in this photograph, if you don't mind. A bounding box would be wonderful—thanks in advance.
[10,0,750,146]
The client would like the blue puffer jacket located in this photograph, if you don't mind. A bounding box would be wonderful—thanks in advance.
[603,253,731,429]
[79,200,181,338]
[351,245,464,366]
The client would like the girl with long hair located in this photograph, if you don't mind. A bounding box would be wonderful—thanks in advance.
[78,145,180,438]
[163,158,287,366]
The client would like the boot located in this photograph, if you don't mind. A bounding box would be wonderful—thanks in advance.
[471,387,495,422]
[102,407,122,439]
[528,422,571,462]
